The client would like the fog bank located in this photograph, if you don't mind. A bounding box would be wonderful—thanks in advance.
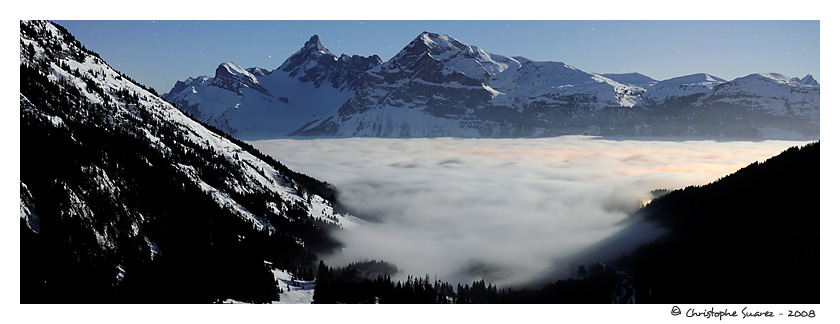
[251,136,807,286]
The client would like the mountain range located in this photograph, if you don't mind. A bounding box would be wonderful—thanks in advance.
[165,32,820,140]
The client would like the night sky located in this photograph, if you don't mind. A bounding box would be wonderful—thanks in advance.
[53,19,819,95]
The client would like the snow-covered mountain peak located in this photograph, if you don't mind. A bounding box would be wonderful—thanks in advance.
[762,72,791,80]
[303,34,333,56]
[417,32,468,53]
[216,62,258,83]
[210,62,268,95]
[797,74,820,87]
[278,34,340,74]
[639,73,727,105]
[659,73,726,85]
[389,32,466,64]
[385,31,520,81]
[696,72,820,123]
[727,73,814,88]
[599,72,659,87]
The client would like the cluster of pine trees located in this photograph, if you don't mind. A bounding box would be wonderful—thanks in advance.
[312,260,629,304]
[314,260,454,304]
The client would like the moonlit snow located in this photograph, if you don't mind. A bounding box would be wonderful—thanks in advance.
[250,136,810,287]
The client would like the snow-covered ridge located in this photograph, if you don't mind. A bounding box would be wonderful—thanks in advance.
[279,34,335,71]
[218,62,257,82]
[695,72,820,120]
[417,32,520,79]
[598,72,658,87]
[661,73,726,85]
[795,74,819,87]
[166,30,817,140]
[490,59,645,110]
[640,73,727,104]
[731,72,799,85]
[217,62,259,85]
[211,61,269,95]
[21,20,356,251]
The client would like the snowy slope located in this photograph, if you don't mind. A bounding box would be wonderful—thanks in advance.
[223,268,317,304]
[22,21,352,231]
[20,20,359,302]
[641,73,727,105]
[489,58,645,111]
[598,72,658,87]
[415,32,521,79]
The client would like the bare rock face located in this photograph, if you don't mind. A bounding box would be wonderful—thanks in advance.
[280,34,382,90]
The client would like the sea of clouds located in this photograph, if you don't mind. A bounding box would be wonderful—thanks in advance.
[251,136,809,287]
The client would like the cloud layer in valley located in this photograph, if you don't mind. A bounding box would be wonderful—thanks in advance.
[251,136,809,287]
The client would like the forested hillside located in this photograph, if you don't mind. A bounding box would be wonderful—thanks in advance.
[20,20,346,303]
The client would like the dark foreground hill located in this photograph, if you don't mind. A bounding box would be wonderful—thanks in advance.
[619,141,819,303]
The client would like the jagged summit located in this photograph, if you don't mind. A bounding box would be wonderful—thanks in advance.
[277,34,380,84]
[798,74,819,86]
[306,34,320,45]
[279,34,337,73]
[303,34,332,56]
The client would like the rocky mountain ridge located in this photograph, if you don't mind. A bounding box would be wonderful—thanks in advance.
[168,32,819,140]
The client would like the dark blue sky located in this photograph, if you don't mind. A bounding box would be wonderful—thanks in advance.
[53,20,819,94]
